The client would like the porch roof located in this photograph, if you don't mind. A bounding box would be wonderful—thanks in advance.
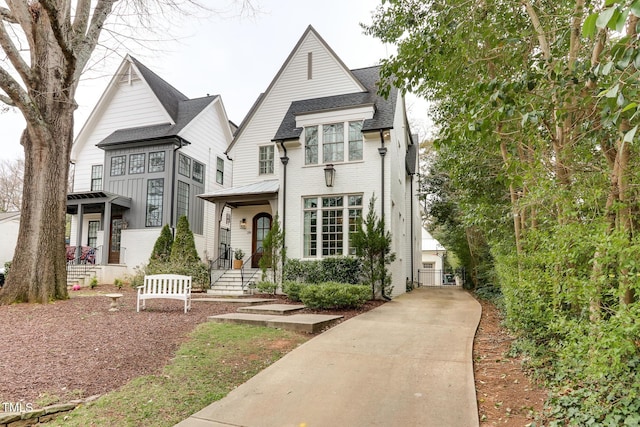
[198,180,279,208]
[66,191,132,214]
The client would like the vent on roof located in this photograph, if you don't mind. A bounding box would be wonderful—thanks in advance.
[119,65,140,85]
[308,52,312,80]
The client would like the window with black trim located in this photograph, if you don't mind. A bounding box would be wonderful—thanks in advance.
[146,178,164,227]
[129,153,145,174]
[178,153,191,177]
[110,155,125,176]
[193,161,205,184]
[177,181,189,220]
[91,165,103,191]
[215,157,224,184]
[149,151,165,173]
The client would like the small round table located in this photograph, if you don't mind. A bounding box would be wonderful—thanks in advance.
[105,293,123,312]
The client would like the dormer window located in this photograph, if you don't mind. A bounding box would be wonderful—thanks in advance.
[304,120,363,165]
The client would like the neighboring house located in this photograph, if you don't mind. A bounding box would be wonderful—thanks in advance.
[0,211,20,266]
[199,26,422,297]
[421,227,445,269]
[67,55,234,278]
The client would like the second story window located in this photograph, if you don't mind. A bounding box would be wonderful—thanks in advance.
[305,126,318,165]
[259,145,274,175]
[215,157,224,184]
[91,165,103,191]
[193,161,205,184]
[177,181,189,219]
[145,178,164,227]
[149,151,165,173]
[129,153,145,174]
[178,153,191,177]
[348,121,363,161]
[323,123,344,163]
[110,155,125,176]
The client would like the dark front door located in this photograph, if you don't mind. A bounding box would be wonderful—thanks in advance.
[108,216,123,264]
[251,213,272,268]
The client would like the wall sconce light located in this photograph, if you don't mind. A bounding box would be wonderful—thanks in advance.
[240,218,247,229]
[324,164,335,187]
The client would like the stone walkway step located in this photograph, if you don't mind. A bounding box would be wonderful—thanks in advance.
[208,313,344,333]
[192,298,277,305]
[237,304,305,315]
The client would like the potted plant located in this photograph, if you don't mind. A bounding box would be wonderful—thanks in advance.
[233,249,245,269]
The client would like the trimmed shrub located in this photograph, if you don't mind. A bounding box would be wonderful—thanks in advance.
[171,216,200,263]
[299,282,370,309]
[283,281,307,302]
[283,257,361,284]
[256,281,277,295]
[150,224,173,265]
[135,260,210,291]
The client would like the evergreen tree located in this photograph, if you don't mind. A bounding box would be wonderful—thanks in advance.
[171,216,200,263]
[149,224,173,265]
[259,214,285,284]
[352,196,395,300]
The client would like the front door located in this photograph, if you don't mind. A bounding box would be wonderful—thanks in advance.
[108,216,123,264]
[251,213,272,268]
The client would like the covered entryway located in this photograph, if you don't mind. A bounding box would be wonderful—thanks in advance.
[66,191,132,265]
[252,213,272,268]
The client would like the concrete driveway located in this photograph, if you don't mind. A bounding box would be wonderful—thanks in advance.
[176,286,481,427]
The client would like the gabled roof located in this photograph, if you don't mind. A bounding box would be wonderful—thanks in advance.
[129,56,189,122]
[97,96,218,147]
[272,66,397,141]
[227,25,367,153]
[198,180,279,208]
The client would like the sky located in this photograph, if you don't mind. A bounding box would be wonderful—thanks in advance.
[0,0,430,161]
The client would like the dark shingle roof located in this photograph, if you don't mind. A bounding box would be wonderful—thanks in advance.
[272,66,398,141]
[98,96,217,147]
[129,56,189,122]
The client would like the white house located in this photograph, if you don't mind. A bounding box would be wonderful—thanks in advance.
[68,55,234,280]
[0,211,20,266]
[199,26,422,297]
[421,227,445,271]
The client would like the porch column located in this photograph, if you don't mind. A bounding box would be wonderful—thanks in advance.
[75,204,84,261]
[102,201,112,265]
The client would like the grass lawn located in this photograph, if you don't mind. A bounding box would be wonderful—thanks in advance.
[49,322,308,426]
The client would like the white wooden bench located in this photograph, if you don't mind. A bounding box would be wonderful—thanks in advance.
[137,274,192,313]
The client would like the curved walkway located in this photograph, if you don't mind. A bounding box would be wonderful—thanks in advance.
[176,287,482,427]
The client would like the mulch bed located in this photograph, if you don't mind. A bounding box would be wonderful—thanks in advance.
[0,286,381,407]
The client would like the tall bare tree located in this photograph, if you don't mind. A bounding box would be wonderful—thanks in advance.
[0,1,204,304]
[0,158,23,212]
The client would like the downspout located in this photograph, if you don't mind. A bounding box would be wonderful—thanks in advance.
[170,138,185,237]
[278,141,288,233]
[410,170,415,287]
[378,129,391,301]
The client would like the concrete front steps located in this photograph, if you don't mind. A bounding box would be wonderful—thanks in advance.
[208,303,344,334]
[208,268,260,296]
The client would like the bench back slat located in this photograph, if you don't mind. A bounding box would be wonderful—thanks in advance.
[143,274,192,295]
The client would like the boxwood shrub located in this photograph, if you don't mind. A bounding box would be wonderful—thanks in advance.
[282,281,307,302]
[299,282,370,309]
[284,257,361,284]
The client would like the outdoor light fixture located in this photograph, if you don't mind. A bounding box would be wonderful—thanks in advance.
[324,164,335,187]
[240,218,247,229]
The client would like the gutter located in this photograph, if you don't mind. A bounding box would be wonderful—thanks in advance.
[277,141,288,234]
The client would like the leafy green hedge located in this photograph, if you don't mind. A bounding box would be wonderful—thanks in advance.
[299,282,370,309]
[282,281,306,302]
[283,257,361,284]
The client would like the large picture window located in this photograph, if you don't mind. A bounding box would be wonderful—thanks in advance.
[259,145,274,175]
[303,194,362,258]
[146,178,164,227]
[110,155,125,176]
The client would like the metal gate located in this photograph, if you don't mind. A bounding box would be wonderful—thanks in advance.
[418,269,460,287]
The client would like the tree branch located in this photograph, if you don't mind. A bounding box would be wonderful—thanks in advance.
[0,12,33,87]
[71,0,91,46]
[39,0,75,87]
[0,6,17,23]
[73,0,118,81]
[0,92,15,106]
[5,1,34,47]
[568,0,585,69]
[522,0,550,60]
[0,66,30,113]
